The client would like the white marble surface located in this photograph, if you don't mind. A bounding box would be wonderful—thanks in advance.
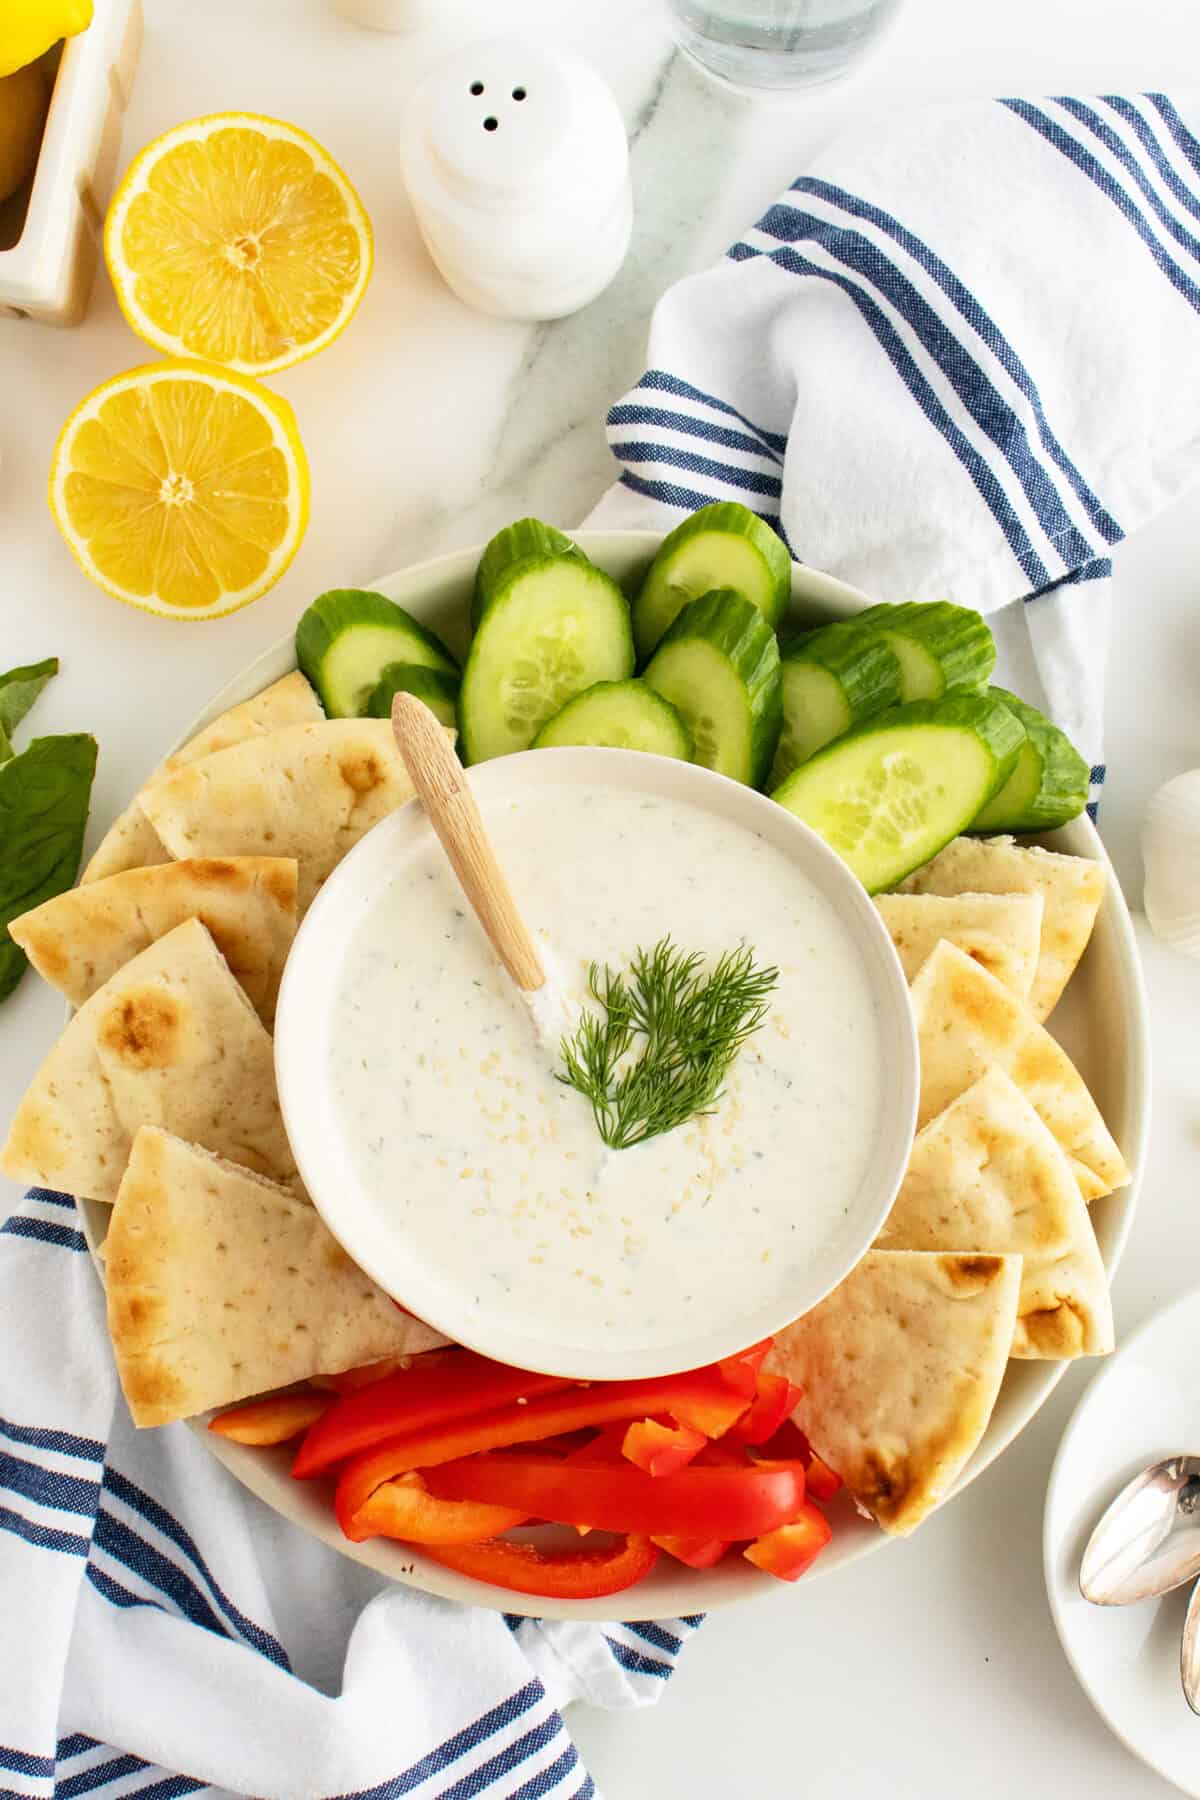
[2,0,1200,1793]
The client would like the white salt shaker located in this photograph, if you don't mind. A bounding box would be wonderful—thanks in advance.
[399,35,633,322]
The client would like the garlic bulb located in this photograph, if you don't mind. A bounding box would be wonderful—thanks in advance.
[1143,768,1200,957]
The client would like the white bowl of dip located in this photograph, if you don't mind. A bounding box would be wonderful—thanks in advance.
[276,745,919,1380]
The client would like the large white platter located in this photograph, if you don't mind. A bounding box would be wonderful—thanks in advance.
[81,530,1151,1621]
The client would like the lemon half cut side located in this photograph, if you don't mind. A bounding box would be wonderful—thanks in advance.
[105,112,373,376]
[49,360,310,621]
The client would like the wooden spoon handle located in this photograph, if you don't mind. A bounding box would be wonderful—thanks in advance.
[390,693,545,993]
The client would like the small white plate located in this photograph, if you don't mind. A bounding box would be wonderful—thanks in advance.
[1045,1285,1200,1795]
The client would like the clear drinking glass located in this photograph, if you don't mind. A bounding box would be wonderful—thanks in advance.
[667,0,903,91]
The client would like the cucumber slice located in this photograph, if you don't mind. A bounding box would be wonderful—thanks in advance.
[533,680,692,759]
[971,687,1089,833]
[459,559,635,764]
[633,503,791,661]
[771,695,1025,893]
[643,589,782,788]
[296,589,458,718]
[473,519,587,629]
[367,662,459,728]
[769,622,903,787]
[855,602,995,701]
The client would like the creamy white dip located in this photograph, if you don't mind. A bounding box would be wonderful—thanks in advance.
[330,780,886,1361]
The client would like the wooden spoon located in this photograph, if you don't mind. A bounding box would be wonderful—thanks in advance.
[390,693,545,992]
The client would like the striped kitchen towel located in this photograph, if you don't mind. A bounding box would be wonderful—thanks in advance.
[590,92,1200,815]
[0,1189,694,1800]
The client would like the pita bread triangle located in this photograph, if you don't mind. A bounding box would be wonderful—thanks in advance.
[877,1066,1113,1358]
[768,1250,1021,1535]
[106,1127,446,1426]
[910,940,1128,1202]
[1,917,296,1202]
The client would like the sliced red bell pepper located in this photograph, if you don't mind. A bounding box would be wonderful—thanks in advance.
[717,1339,773,1397]
[753,1420,843,1500]
[744,1502,832,1581]
[342,1471,529,1545]
[419,1532,659,1599]
[803,1453,843,1503]
[622,1418,706,1478]
[727,1374,803,1446]
[331,1364,751,1516]
[753,1418,809,1461]
[292,1348,573,1479]
[209,1390,332,1446]
[420,1452,806,1539]
[651,1533,731,1569]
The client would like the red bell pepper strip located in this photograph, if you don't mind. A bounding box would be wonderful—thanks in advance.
[420,1453,806,1539]
[292,1348,573,1479]
[331,1365,751,1516]
[419,1533,659,1599]
[209,1391,332,1446]
[341,1472,529,1545]
[651,1534,730,1569]
[744,1502,832,1581]
[622,1419,706,1478]
[803,1453,842,1502]
[727,1374,803,1447]
[717,1339,773,1397]
[753,1420,843,1500]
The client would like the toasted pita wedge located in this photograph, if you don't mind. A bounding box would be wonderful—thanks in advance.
[106,1128,446,1426]
[876,1067,1112,1358]
[875,892,1043,998]
[142,719,418,913]
[910,940,1128,1202]
[10,857,298,1025]
[768,1250,1021,1535]
[898,834,1105,1020]
[82,673,322,884]
[1,919,296,1202]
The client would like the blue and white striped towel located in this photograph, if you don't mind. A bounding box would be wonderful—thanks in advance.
[591,92,1200,815]
[7,87,1200,1800]
[0,1189,696,1800]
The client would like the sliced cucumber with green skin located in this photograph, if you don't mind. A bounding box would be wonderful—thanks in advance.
[367,663,460,728]
[296,590,458,718]
[771,695,1025,893]
[633,503,791,662]
[533,680,692,759]
[459,560,634,764]
[473,519,586,628]
[854,602,995,701]
[643,589,782,788]
[971,687,1089,833]
[769,622,903,788]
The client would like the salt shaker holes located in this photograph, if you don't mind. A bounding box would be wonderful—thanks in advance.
[483,117,498,131]
[470,81,484,95]
[512,87,527,100]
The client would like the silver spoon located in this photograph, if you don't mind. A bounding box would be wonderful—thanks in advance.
[1081,1456,1200,1605]
[1182,1579,1200,1713]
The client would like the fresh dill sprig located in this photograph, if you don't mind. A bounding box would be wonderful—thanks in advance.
[556,936,779,1151]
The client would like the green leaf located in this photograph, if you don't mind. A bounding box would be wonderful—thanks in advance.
[0,658,59,742]
[0,733,97,1003]
[557,935,778,1150]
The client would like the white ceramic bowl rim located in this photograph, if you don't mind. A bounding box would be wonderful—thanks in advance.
[274,744,920,1381]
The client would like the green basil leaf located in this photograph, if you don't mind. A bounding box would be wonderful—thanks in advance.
[0,733,98,1002]
[0,658,59,741]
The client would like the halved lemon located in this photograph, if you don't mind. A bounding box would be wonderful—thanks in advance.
[104,113,373,375]
[49,360,310,621]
